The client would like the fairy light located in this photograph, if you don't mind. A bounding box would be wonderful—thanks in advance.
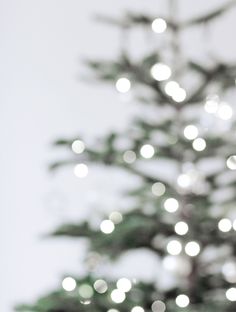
[117,278,132,292]
[192,138,206,151]
[226,155,236,170]
[140,144,155,159]
[204,95,219,113]
[151,63,171,81]
[217,102,233,120]
[71,140,85,154]
[116,78,131,93]
[151,18,167,33]
[176,294,190,308]
[100,220,115,234]
[165,81,179,96]
[74,163,88,178]
[164,198,179,213]
[131,306,145,312]
[185,241,200,257]
[167,240,182,255]
[172,87,187,103]
[109,211,123,224]
[183,125,199,140]
[226,287,236,301]
[62,277,76,291]
[94,279,108,294]
[175,221,189,235]
[177,174,191,188]
[152,182,166,196]
[151,300,166,312]
[111,289,126,303]
[218,218,232,232]
[78,284,94,299]
[123,150,136,164]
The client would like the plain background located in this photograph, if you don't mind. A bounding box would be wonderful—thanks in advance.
[1,0,236,310]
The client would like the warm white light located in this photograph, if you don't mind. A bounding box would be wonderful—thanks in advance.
[204,95,219,114]
[226,287,236,301]
[131,306,145,312]
[175,222,189,236]
[185,241,200,257]
[117,278,132,292]
[78,284,94,299]
[226,155,236,170]
[62,277,76,291]
[167,240,182,255]
[152,18,167,33]
[71,140,85,154]
[109,211,123,224]
[217,103,233,120]
[94,279,108,294]
[151,63,171,81]
[176,294,190,307]
[183,125,199,140]
[140,144,155,159]
[172,88,187,103]
[218,218,232,232]
[123,150,136,164]
[222,262,236,283]
[165,81,179,96]
[152,182,166,196]
[100,220,115,234]
[111,289,126,303]
[116,78,131,93]
[74,163,88,178]
[151,300,166,312]
[177,174,191,188]
[192,138,206,151]
[164,198,179,213]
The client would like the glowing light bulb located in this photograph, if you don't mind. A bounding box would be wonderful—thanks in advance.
[176,294,190,308]
[74,163,88,178]
[111,289,126,303]
[152,18,167,33]
[94,279,108,294]
[62,277,76,291]
[78,284,94,299]
[183,125,199,140]
[177,174,191,188]
[165,81,179,96]
[100,220,115,234]
[185,241,200,257]
[226,155,236,170]
[172,87,187,103]
[164,198,179,213]
[123,150,136,164]
[218,218,232,232]
[204,95,219,113]
[152,182,166,196]
[71,139,85,154]
[109,211,123,224]
[117,278,132,292]
[151,300,166,312]
[116,78,131,93]
[151,63,171,81]
[131,306,145,312]
[175,221,189,235]
[226,287,236,301]
[167,240,182,255]
[217,102,233,120]
[192,138,206,151]
[140,144,155,159]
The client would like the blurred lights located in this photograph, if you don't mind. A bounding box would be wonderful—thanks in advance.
[164,198,179,213]
[226,287,236,301]
[94,279,108,294]
[74,163,88,178]
[175,221,189,235]
[117,278,132,292]
[226,155,236,170]
[151,300,166,312]
[109,211,123,224]
[71,139,85,154]
[183,125,199,140]
[165,81,179,96]
[131,306,145,312]
[204,95,219,114]
[116,78,131,93]
[100,220,115,234]
[62,277,76,292]
[140,144,155,159]
[152,182,166,196]
[222,262,236,283]
[218,218,232,232]
[175,294,190,308]
[217,102,233,120]
[177,174,191,188]
[151,63,171,81]
[152,18,167,33]
[123,150,136,164]
[78,284,94,299]
[111,289,126,303]
[192,138,206,151]
[167,240,182,255]
[172,87,187,103]
[185,241,200,257]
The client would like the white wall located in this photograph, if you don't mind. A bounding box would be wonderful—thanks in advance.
[0,0,236,311]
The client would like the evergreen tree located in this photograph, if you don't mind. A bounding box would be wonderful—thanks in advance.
[17,1,236,311]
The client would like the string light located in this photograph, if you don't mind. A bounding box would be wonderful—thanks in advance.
[218,218,232,232]
[131,306,145,312]
[116,78,131,93]
[217,102,233,120]
[152,182,166,196]
[94,279,108,294]
[172,87,187,103]
[192,138,206,151]
[100,220,115,234]
[140,144,155,159]
[183,125,199,140]
[175,294,190,308]
[109,211,123,224]
[164,198,179,213]
[78,284,94,299]
[151,300,166,312]
[175,221,189,235]
[167,240,182,255]
[185,241,200,257]
[226,155,236,170]
[165,81,179,96]
[177,174,191,188]
[62,277,76,292]
[151,18,167,33]
[151,63,171,81]
[117,278,132,292]
[71,139,85,154]
[204,95,219,114]
[74,163,88,178]
[226,287,236,301]
[111,289,126,303]
[123,150,136,164]
[163,255,192,276]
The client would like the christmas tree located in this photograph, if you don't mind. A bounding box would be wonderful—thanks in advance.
[17,1,236,311]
